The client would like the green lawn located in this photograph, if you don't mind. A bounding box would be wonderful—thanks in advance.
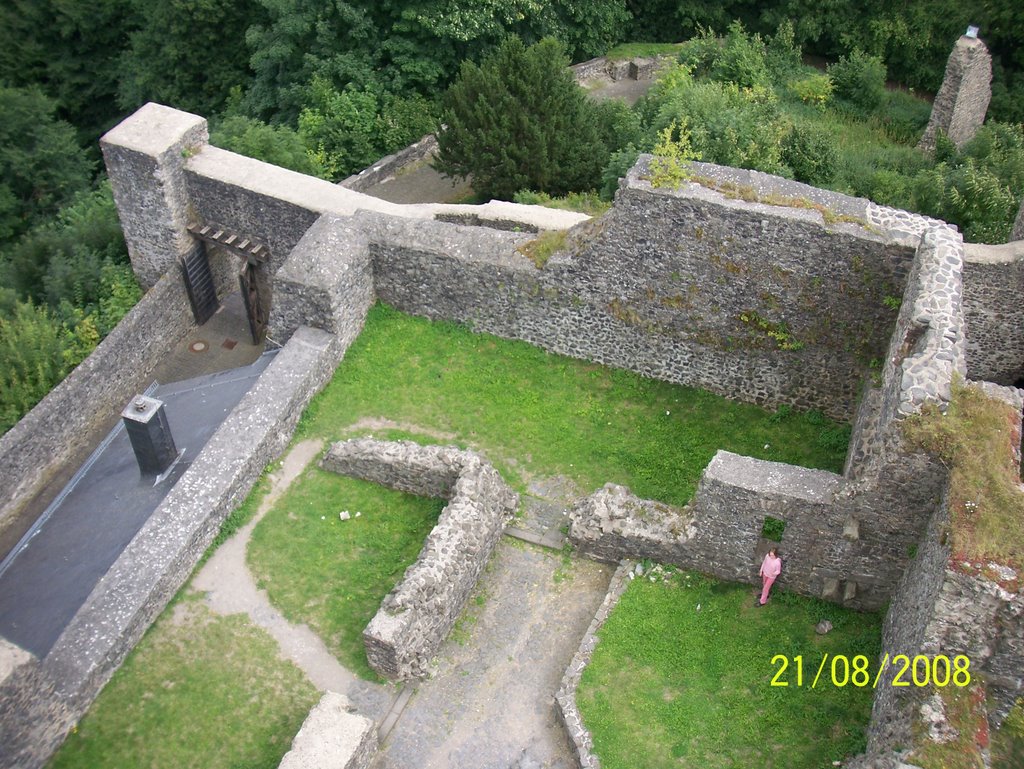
[49,597,318,769]
[579,569,880,769]
[248,469,445,681]
[296,304,850,507]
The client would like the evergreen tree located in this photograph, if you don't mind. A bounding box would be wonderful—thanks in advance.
[434,36,606,200]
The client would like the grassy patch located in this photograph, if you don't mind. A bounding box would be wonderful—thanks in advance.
[295,304,850,506]
[513,189,613,216]
[902,380,1024,571]
[578,570,880,769]
[247,467,445,681]
[605,42,684,60]
[907,684,990,769]
[991,698,1024,769]
[516,229,569,267]
[48,597,317,769]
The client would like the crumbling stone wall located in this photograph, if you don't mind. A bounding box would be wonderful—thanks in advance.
[962,241,1024,385]
[919,35,993,152]
[569,222,964,611]
[321,438,518,680]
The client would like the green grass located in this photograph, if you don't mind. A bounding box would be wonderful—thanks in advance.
[578,570,880,769]
[512,189,613,216]
[248,467,445,681]
[48,596,318,769]
[296,304,850,507]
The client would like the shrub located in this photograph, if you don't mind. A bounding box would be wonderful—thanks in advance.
[765,19,803,79]
[789,74,833,107]
[210,115,325,177]
[875,90,931,144]
[648,120,698,188]
[652,65,789,175]
[828,49,887,113]
[600,144,642,200]
[781,123,838,185]
[713,21,771,89]
[435,36,606,200]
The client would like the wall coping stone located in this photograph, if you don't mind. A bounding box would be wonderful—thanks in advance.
[704,451,844,503]
[277,692,377,769]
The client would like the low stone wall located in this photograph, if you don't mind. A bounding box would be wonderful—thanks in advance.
[0,272,194,548]
[320,438,518,680]
[555,561,633,769]
[339,134,438,193]
[278,692,377,769]
[0,326,349,769]
[571,54,672,83]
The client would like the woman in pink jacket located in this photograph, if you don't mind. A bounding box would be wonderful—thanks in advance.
[759,547,782,606]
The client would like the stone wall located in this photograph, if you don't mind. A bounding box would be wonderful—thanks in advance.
[0,326,351,769]
[0,272,194,548]
[320,439,518,680]
[339,134,437,193]
[1014,196,1024,241]
[278,692,377,769]
[919,35,993,152]
[101,103,209,288]
[962,240,1024,385]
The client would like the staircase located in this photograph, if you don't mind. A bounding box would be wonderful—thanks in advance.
[179,246,219,325]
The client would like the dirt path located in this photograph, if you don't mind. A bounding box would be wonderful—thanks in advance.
[191,439,392,718]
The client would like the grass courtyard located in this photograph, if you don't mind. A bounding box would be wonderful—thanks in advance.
[49,303,855,768]
[579,568,880,769]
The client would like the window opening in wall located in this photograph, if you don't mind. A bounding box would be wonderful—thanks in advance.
[761,516,786,542]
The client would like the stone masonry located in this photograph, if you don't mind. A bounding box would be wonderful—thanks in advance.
[919,34,993,152]
[278,692,377,769]
[321,439,519,680]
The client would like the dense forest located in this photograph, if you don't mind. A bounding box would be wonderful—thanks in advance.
[1,0,1023,433]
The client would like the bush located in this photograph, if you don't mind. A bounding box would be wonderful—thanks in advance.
[210,115,325,177]
[713,21,771,89]
[828,49,887,113]
[435,37,607,200]
[874,90,931,144]
[781,123,838,185]
[600,144,642,200]
[651,65,789,175]
[789,74,833,107]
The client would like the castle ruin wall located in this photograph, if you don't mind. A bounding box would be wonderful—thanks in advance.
[961,240,1024,385]
[919,35,993,153]
[321,439,518,680]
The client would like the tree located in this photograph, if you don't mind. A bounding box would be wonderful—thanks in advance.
[434,36,606,200]
[210,115,326,177]
[0,86,93,245]
[118,0,266,118]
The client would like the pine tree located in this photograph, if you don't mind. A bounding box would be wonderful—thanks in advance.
[434,36,606,201]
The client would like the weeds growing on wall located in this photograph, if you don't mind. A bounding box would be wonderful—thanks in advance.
[901,380,1024,569]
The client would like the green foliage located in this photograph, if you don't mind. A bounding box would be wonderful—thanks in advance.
[0,85,92,244]
[579,571,879,768]
[209,115,325,177]
[789,73,834,106]
[648,120,697,189]
[435,36,606,200]
[1,184,128,310]
[650,64,790,175]
[512,190,611,216]
[828,49,887,113]
[297,79,438,180]
[782,123,839,185]
[117,0,265,117]
[600,144,642,200]
[516,230,569,268]
[760,515,786,540]
[910,123,1024,244]
[714,21,771,89]
[0,301,72,432]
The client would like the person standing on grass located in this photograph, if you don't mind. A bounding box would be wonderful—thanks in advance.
[759,547,782,606]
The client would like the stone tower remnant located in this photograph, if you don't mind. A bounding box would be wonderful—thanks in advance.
[918,29,992,153]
